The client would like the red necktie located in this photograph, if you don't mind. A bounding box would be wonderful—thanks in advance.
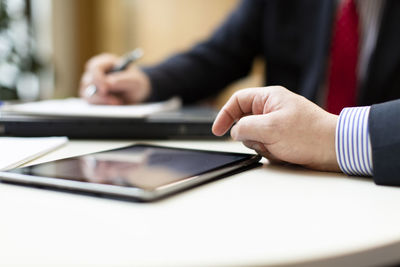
[326,0,360,115]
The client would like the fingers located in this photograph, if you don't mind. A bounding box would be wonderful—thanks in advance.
[212,87,269,136]
[80,54,151,105]
[242,140,266,153]
[80,54,119,99]
[230,114,278,144]
[242,140,284,164]
[85,53,119,71]
[106,72,136,92]
[85,92,123,105]
[106,68,151,104]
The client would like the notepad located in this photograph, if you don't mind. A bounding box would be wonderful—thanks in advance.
[0,136,68,170]
[1,97,181,118]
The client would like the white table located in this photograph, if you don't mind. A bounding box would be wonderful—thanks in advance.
[1,140,400,267]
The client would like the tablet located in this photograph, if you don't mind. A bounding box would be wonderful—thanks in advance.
[0,144,261,201]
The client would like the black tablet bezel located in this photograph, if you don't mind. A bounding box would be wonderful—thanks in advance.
[0,144,261,201]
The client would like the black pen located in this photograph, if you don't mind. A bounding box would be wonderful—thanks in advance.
[84,48,144,98]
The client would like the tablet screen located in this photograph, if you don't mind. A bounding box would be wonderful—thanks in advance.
[11,144,254,190]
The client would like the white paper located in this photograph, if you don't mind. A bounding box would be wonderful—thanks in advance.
[1,97,181,118]
[0,136,68,170]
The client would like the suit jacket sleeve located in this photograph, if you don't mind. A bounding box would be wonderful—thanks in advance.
[369,99,400,186]
[142,0,264,103]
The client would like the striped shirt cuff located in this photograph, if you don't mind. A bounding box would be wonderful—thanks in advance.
[335,107,373,176]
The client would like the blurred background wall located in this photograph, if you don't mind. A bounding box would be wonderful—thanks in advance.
[2,0,264,106]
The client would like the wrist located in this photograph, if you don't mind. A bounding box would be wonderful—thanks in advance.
[323,113,341,171]
[309,112,341,172]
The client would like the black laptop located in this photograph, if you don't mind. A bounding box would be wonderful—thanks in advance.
[0,106,223,139]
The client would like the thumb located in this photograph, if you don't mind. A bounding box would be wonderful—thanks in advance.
[105,72,136,93]
[230,114,275,144]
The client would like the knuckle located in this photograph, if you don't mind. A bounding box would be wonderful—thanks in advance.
[269,85,285,93]
[232,89,242,99]
[86,53,117,69]
[98,52,113,59]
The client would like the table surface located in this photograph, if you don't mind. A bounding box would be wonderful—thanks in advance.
[1,139,400,267]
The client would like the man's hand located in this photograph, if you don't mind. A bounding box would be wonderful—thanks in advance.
[79,53,151,105]
[212,86,340,172]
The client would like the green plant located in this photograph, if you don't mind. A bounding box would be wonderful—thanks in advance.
[0,0,40,100]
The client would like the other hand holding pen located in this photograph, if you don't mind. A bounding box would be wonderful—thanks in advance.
[79,50,151,105]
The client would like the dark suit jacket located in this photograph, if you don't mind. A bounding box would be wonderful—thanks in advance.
[143,0,400,185]
[370,100,400,186]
